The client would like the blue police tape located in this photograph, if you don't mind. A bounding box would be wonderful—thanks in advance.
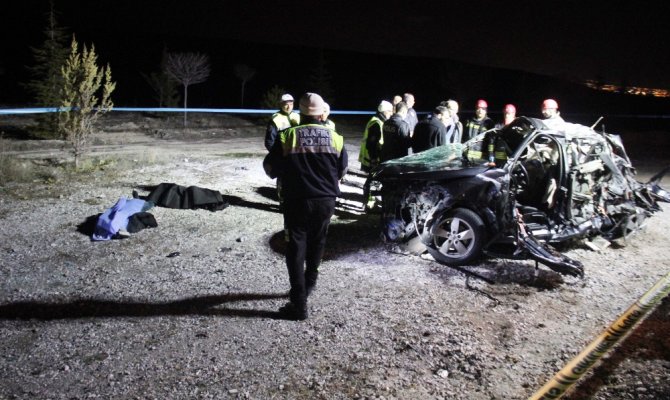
[2,107,668,119]
[0,107,373,116]
[0,107,61,114]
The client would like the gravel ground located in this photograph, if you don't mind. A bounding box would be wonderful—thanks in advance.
[0,114,668,399]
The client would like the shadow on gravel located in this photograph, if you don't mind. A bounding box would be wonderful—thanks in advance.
[255,186,278,201]
[430,259,566,290]
[222,194,280,213]
[0,293,289,320]
[268,211,381,259]
[255,185,366,219]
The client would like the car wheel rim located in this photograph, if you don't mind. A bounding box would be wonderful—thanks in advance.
[432,217,475,258]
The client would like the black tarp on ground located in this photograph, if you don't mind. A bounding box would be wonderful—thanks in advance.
[146,183,229,211]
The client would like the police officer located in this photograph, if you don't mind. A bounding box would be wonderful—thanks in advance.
[359,100,393,172]
[263,92,348,321]
[265,93,300,208]
[380,101,411,162]
[359,100,393,210]
[264,93,300,151]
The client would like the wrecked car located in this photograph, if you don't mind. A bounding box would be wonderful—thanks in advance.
[367,117,670,277]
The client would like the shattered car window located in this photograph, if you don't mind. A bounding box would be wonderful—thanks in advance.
[382,143,465,169]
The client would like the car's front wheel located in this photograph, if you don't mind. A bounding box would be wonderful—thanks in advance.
[428,208,485,265]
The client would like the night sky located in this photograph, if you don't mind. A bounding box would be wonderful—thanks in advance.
[2,0,669,112]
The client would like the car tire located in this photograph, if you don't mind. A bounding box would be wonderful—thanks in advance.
[428,208,485,266]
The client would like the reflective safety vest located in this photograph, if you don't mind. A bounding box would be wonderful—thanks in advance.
[324,119,336,130]
[271,111,300,131]
[464,117,494,142]
[277,123,346,199]
[358,116,384,169]
[493,141,509,165]
[487,138,509,166]
[281,124,344,155]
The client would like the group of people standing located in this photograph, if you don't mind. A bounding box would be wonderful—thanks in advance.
[359,96,513,168]
[261,91,564,321]
[358,94,567,170]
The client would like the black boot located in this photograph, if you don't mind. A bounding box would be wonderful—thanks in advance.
[277,302,308,321]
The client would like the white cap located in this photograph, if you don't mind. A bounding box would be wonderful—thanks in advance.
[299,92,325,116]
[280,94,294,102]
[378,100,393,113]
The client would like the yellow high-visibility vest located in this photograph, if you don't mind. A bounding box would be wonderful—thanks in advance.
[358,116,384,168]
[271,112,300,131]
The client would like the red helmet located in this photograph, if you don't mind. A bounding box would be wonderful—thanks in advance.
[504,104,516,114]
[476,99,488,109]
[542,99,558,110]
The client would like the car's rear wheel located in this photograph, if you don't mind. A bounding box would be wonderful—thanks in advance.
[429,208,485,265]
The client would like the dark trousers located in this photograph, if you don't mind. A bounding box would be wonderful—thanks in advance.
[283,197,336,307]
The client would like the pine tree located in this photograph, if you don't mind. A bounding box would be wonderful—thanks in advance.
[25,1,69,138]
[307,49,335,104]
[143,46,180,108]
[260,85,287,109]
[58,37,116,168]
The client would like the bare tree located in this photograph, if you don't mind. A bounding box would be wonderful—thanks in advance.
[166,52,210,126]
[234,63,256,107]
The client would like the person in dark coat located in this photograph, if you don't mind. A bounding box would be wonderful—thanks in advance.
[380,101,412,162]
[264,93,300,151]
[402,93,419,134]
[444,99,463,143]
[462,99,494,142]
[411,106,449,153]
[263,92,348,321]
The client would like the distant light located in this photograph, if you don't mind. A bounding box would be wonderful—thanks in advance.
[583,79,669,98]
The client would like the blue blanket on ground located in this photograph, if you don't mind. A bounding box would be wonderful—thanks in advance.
[92,197,153,241]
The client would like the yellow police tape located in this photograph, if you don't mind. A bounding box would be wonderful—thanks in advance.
[529,271,670,400]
